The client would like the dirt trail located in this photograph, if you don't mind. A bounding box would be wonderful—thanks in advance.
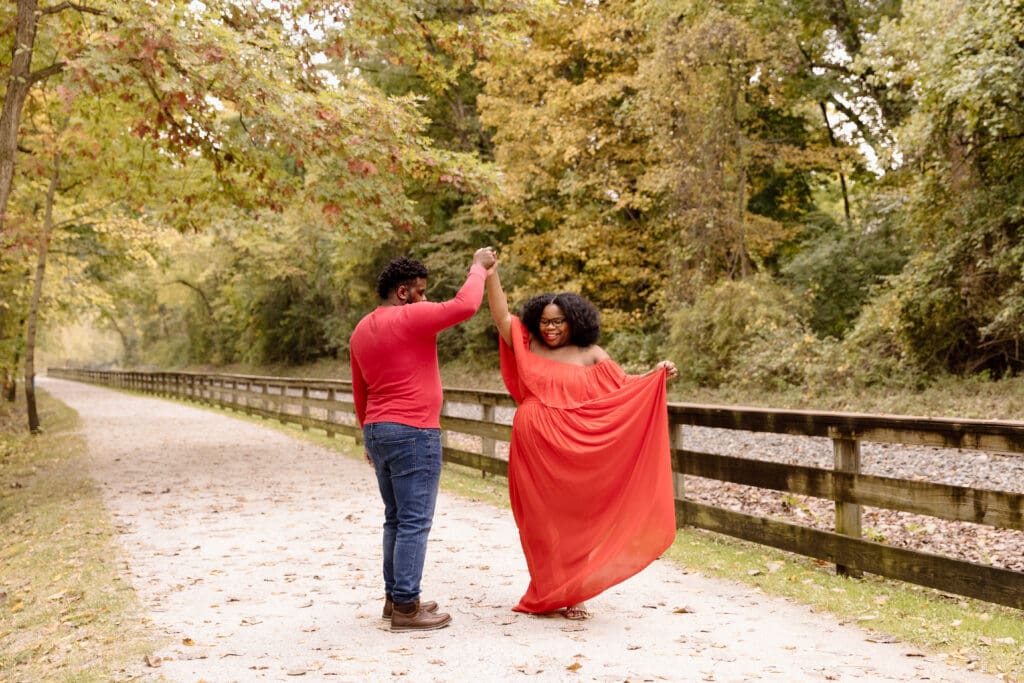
[41,377,1001,683]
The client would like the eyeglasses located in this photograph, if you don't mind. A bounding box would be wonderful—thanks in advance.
[539,318,566,328]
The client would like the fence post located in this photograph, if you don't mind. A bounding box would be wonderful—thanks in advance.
[670,422,686,528]
[326,387,336,437]
[481,399,496,479]
[301,386,310,431]
[832,433,863,578]
[441,399,450,451]
[354,386,364,446]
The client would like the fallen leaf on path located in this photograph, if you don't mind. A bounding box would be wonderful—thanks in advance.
[566,662,582,672]
[672,606,694,614]
[513,663,544,675]
[182,638,195,646]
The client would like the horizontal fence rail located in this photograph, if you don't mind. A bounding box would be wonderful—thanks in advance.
[48,367,1024,610]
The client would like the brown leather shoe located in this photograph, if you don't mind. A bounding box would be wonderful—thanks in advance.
[390,600,451,632]
[382,596,438,619]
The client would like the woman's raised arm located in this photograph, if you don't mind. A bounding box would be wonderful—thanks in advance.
[486,265,513,346]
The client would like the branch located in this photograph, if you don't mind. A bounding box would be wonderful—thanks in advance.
[168,278,214,315]
[39,2,109,17]
[28,61,65,85]
[825,94,873,140]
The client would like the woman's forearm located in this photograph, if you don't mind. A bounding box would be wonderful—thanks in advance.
[486,268,513,346]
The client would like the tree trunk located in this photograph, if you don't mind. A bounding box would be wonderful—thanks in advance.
[0,0,40,233]
[24,153,60,433]
[2,367,15,402]
[819,102,853,230]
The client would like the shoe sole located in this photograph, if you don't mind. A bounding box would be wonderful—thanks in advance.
[390,618,452,632]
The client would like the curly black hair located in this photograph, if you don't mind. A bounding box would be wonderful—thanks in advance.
[520,292,601,347]
[376,257,429,300]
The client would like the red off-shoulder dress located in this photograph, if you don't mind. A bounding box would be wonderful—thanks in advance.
[500,316,676,613]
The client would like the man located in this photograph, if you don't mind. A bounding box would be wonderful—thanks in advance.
[349,248,496,632]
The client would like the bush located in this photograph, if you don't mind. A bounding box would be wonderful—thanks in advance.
[779,214,908,339]
[666,275,819,389]
[822,284,924,390]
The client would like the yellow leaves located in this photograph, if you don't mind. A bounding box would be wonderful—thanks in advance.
[565,655,589,671]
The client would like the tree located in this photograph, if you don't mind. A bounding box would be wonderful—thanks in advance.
[858,0,1024,376]
[477,0,670,331]
[2,1,495,428]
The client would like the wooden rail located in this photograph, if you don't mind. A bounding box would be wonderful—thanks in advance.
[48,367,1024,610]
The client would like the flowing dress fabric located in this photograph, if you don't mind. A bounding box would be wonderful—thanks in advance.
[500,317,676,614]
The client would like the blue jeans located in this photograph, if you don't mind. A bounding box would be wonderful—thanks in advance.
[363,422,442,604]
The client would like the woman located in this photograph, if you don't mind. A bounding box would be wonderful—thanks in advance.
[486,263,678,620]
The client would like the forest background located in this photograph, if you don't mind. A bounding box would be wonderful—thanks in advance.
[3,0,1024,429]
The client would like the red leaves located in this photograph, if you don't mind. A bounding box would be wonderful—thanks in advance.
[200,45,227,64]
[323,38,347,60]
[346,159,378,176]
[438,173,466,190]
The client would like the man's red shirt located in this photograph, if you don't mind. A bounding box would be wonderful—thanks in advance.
[349,264,487,429]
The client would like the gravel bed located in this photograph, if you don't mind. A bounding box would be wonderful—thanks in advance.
[680,427,1024,572]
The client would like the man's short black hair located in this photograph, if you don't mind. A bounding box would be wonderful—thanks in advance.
[377,257,429,300]
[520,292,601,347]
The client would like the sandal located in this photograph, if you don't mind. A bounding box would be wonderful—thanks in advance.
[563,604,590,620]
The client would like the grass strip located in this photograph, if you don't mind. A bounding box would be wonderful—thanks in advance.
[0,391,162,682]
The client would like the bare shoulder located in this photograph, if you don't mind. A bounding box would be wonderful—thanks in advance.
[587,344,612,364]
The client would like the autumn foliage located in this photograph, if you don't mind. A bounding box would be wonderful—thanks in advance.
[2,0,1024,404]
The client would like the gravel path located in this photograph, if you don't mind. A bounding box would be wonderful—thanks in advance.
[41,377,1005,683]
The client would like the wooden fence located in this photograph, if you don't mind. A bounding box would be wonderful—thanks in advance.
[48,367,1024,610]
